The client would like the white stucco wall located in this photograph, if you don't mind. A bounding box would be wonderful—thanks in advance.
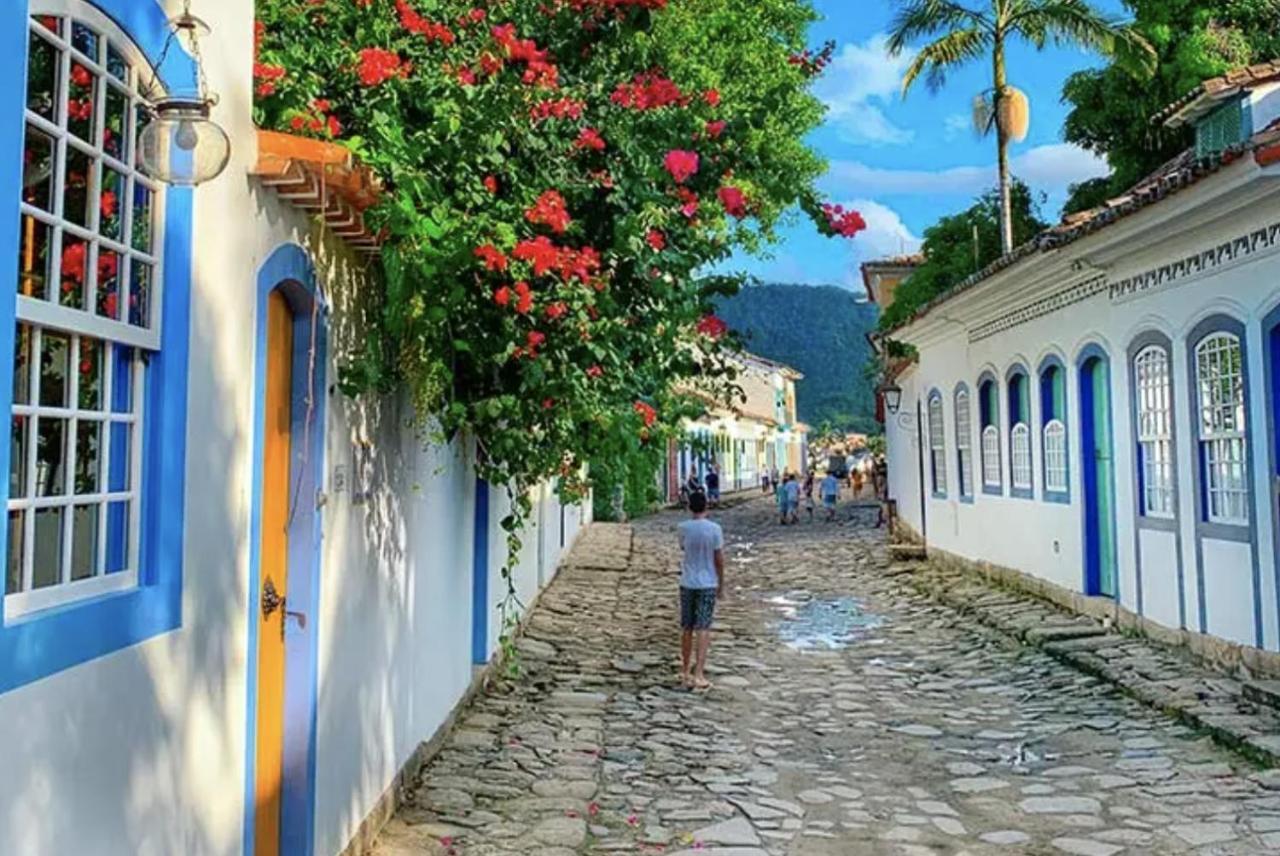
[0,2,593,855]
[886,162,1280,653]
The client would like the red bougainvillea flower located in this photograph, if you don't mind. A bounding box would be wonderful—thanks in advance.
[61,241,87,283]
[822,203,867,238]
[526,330,546,349]
[545,301,568,320]
[695,314,728,338]
[718,186,748,219]
[646,229,666,251]
[663,150,699,184]
[492,23,559,88]
[557,246,601,284]
[530,98,585,121]
[526,190,572,234]
[483,174,499,194]
[705,120,726,139]
[71,65,92,88]
[101,189,117,220]
[677,187,699,219]
[493,285,511,307]
[479,52,504,76]
[513,236,560,277]
[574,127,606,152]
[253,62,286,96]
[327,114,343,137]
[356,48,409,87]
[542,398,555,410]
[291,113,310,131]
[703,89,721,106]
[396,0,455,43]
[610,72,687,110]
[633,401,657,427]
[514,281,534,314]
[586,364,604,378]
[456,66,477,86]
[475,243,509,272]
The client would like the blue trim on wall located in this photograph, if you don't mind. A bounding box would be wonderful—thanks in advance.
[1038,356,1071,504]
[1263,306,1280,647]
[1077,344,1117,600]
[471,477,490,665]
[1126,332,1184,626]
[0,0,193,694]
[977,371,1003,496]
[1006,365,1033,499]
[1185,314,1262,647]
[242,244,328,856]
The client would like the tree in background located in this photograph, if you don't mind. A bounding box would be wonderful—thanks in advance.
[878,180,1047,331]
[1062,0,1280,214]
[888,0,1154,255]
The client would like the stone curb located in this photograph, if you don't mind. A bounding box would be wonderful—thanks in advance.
[887,549,1280,770]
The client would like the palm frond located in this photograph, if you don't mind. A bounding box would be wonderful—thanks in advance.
[886,0,990,57]
[901,27,990,95]
[1008,0,1156,76]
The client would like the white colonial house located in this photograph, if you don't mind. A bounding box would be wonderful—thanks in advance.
[883,62,1280,656]
[0,2,590,856]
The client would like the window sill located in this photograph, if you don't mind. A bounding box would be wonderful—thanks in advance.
[1197,520,1251,543]
[1043,490,1070,505]
[4,569,138,623]
[1138,514,1178,533]
[982,485,1004,497]
[1010,486,1034,500]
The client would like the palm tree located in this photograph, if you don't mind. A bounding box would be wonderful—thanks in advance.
[887,0,1154,255]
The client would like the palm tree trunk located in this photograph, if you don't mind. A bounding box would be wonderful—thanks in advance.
[993,37,1013,255]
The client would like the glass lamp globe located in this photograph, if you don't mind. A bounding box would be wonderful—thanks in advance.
[881,382,903,415]
[137,96,231,186]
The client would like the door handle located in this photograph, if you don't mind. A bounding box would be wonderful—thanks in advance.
[285,609,307,630]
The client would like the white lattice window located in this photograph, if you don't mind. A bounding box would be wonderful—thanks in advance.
[1043,419,1067,493]
[955,388,972,497]
[981,425,1000,487]
[1135,345,1175,517]
[7,6,161,618]
[1011,423,1032,490]
[1195,332,1248,525]
[928,394,946,495]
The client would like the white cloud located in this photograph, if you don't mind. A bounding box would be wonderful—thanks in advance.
[814,35,915,146]
[844,199,922,261]
[943,113,971,140]
[824,143,1108,197]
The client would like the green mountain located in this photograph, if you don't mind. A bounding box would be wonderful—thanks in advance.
[715,283,880,434]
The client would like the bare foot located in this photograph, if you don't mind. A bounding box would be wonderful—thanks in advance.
[678,671,692,689]
[693,677,713,691]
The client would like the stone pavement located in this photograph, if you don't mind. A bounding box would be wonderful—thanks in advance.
[373,495,1280,856]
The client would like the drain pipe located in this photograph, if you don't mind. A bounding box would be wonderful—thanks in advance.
[915,398,927,544]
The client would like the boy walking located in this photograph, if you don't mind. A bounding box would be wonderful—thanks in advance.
[677,491,724,691]
[821,470,840,521]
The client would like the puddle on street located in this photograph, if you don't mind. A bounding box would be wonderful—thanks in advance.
[768,590,883,650]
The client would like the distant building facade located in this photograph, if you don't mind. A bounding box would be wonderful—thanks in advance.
[664,353,807,499]
[861,253,924,310]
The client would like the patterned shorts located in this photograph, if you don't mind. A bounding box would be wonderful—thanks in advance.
[679,587,717,630]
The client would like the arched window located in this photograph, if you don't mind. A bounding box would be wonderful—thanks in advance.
[954,385,973,499]
[1134,344,1174,517]
[978,375,1001,492]
[7,9,164,617]
[928,391,946,497]
[1039,360,1068,500]
[1194,331,1248,525]
[1008,368,1032,495]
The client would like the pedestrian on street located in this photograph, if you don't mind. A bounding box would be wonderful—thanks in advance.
[761,471,771,495]
[821,470,840,521]
[769,467,779,493]
[677,490,723,691]
[705,464,721,508]
[783,473,801,524]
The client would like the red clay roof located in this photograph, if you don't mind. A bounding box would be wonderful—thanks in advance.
[1155,60,1280,127]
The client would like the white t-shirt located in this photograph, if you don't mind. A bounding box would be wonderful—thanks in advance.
[678,518,723,590]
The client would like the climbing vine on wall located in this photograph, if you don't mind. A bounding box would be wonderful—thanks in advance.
[254,0,862,647]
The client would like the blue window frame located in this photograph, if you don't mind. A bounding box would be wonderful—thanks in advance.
[953,383,974,502]
[978,372,1002,495]
[1039,357,1069,503]
[1007,365,1033,498]
[0,0,194,693]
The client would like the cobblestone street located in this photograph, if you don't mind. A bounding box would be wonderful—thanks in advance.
[375,496,1280,856]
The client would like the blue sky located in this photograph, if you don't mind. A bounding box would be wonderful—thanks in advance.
[727,0,1131,292]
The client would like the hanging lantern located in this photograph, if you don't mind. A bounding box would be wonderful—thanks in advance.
[880,382,903,416]
[137,5,231,186]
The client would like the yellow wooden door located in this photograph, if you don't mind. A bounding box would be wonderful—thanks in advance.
[254,290,293,856]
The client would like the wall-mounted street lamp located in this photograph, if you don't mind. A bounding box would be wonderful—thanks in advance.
[880,381,903,415]
[138,3,231,186]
